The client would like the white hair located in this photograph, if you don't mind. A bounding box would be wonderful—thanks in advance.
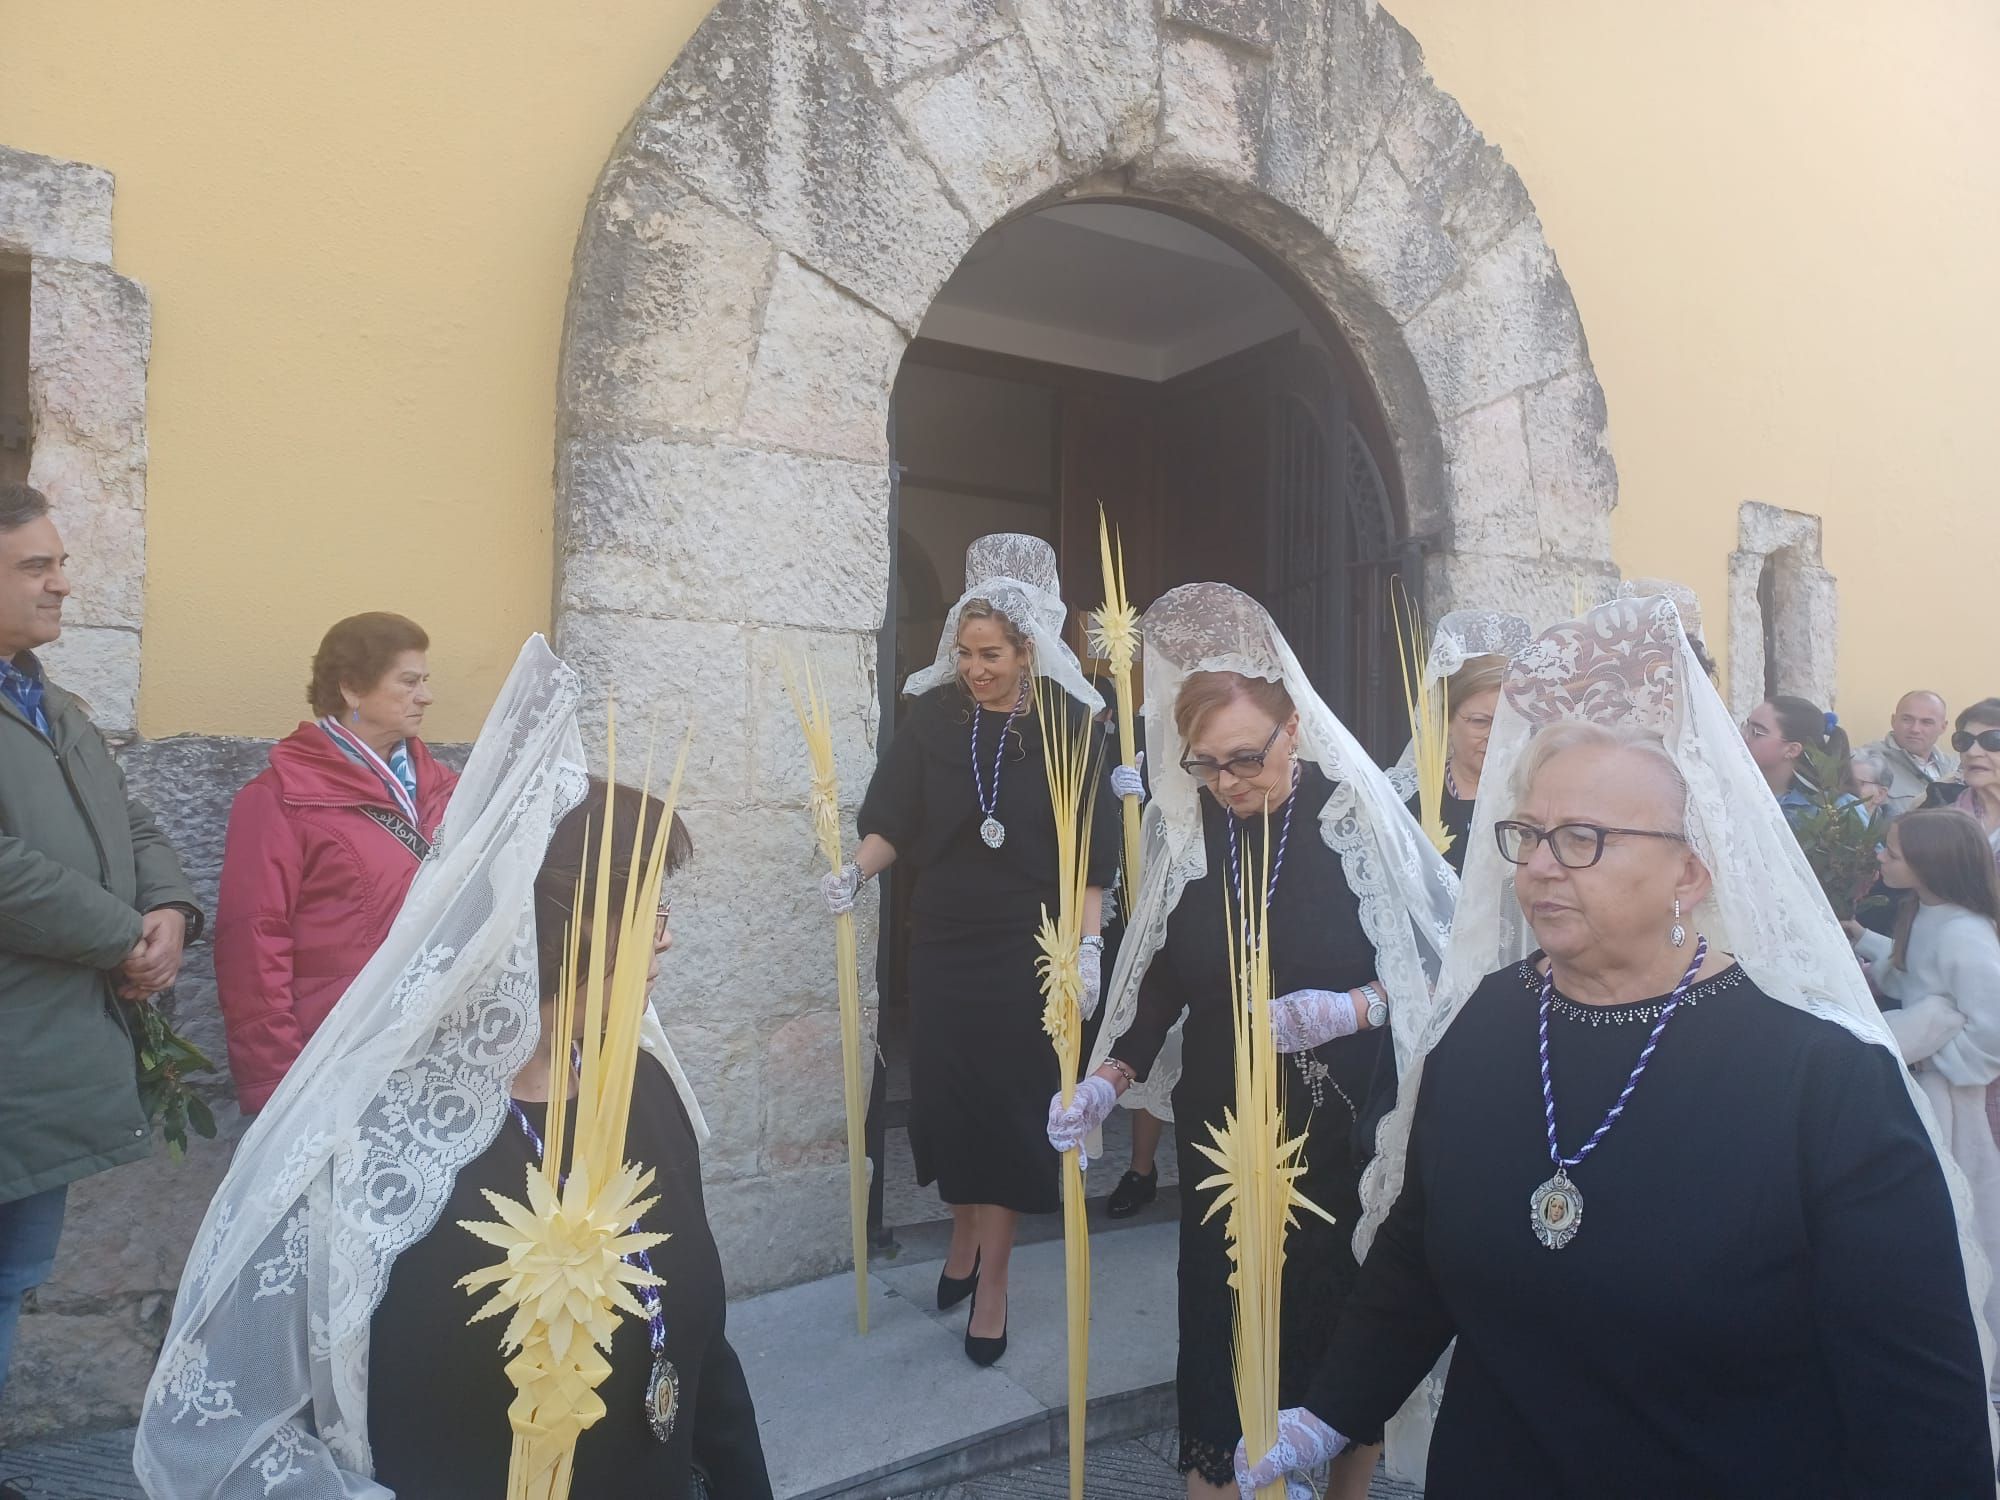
[1513,720,1692,840]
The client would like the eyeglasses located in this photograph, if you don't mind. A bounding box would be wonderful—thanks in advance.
[1180,722,1284,784]
[1952,729,2000,754]
[1494,820,1689,870]
[548,895,672,945]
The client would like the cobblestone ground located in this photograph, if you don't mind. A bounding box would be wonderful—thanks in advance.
[0,1427,143,1499]
[904,1428,1423,1499]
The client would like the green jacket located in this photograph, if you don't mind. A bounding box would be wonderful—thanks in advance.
[0,654,200,1202]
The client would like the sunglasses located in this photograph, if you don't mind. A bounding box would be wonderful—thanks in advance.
[1180,722,1285,784]
[1952,729,2000,754]
[1494,820,1688,870]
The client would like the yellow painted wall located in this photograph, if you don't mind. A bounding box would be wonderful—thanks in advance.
[4,0,1994,739]
[1388,0,2000,727]
[0,1,718,739]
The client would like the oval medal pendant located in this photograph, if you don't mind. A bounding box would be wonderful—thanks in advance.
[645,1353,681,1443]
[1530,1168,1582,1250]
[980,816,1006,849]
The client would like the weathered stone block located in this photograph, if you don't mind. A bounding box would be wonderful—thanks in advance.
[38,625,140,736]
[737,254,903,465]
[1525,371,1617,561]
[761,1007,871,1168]
[558,436,891,632]
[561,155,775,440]
[638,0,974,330]
[661,1013,765,1182]
[1315,1,1425,223]
[45,492,144,632]
[1404,215,1588,418]
[1384,75,1534,261]
[28,261,150,516]
[35,1128,237,1310]
[0,146,114,266]
[896,36,1066,226]
[555,610,754,803]
[1427,551,1618,631]
[1440,397,1538,558]
[0,1304,161,1444]
[745,625,880,809]
[819,0,1011,94]
[705,1161,854,1295]
[1012,0,1159,170]
[1157,31,1269,181]
[1333,148,1458,322]
[1165,0,1275,53]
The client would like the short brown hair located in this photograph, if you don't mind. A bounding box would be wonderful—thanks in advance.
[1957,698,2000,733]
[532,778,695,996]
[308,612,430,718]
[1173,670,1294,745]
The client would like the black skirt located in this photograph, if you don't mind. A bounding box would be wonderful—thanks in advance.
[907,907,1061,1214]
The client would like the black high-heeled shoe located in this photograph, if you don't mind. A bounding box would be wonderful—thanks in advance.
[964,1283,1008,1367]
[937,1248,980,1311]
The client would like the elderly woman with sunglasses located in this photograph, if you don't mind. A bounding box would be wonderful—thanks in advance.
[1049,584,1454,1500]
[1239,598,1993,1500]
[1933,699,2000,859]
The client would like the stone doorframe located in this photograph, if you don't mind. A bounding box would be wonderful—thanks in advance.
[1727,500,1838,720]
[0,146,151,732]
[551,0,1619,1291]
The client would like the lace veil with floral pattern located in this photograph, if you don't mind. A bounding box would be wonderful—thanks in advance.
[902,533,1103,713]
[134,637,706,1498]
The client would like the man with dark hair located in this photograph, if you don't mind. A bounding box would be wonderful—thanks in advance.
[0,481,201,1409]
[1861,690,1959,815]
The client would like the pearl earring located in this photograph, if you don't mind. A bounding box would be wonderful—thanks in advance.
[1670,898,1687,949]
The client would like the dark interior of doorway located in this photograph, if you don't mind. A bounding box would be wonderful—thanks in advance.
[867,204,1412,1247]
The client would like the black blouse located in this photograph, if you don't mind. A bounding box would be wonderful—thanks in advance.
[858,685,1120,926]
[1306,960,1993,1498]
[368,1055,771,1499]
[1114,766,1380,1118]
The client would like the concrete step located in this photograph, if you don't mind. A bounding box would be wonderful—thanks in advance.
[737,1220,1179,1499]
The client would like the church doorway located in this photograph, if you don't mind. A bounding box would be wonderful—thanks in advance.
[871,202,1410,1244]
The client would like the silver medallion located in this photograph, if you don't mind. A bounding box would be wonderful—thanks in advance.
[980,816,1006,849]
[1530,1168,1582,1250]
[645,1352,681,1443]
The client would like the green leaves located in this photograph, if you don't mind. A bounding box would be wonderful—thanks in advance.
[1791,747,1885,920]
[132,1000,220,1161]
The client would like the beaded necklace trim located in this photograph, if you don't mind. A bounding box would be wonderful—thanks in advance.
[1519,959,1748,1027]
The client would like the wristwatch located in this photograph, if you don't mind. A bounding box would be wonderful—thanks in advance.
[1359,982,1388,1029]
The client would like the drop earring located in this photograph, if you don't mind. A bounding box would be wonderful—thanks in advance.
[1670,897,1687,949]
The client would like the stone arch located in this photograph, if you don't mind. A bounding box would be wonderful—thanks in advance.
[553,0,1617,1290]
[1728,501,1838,719]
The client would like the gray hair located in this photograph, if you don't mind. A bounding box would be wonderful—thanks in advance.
[1513,720,1691,838]
[0,481,50,534]
[1850,746,1893,786]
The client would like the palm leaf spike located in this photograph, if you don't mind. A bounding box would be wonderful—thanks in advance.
[1089,503,1144,894]
[1393,581,1454,858]
[1193,808,1336,1500]
[456,705,689,1500]
[782,653,872,1335]
[1035,675,1100,1500]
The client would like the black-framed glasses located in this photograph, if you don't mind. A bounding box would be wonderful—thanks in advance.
[1953,729,2000,754]
[1180,722,1283,784]
[1494,820,1688,870]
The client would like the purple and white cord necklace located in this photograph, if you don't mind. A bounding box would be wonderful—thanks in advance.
[1530,935,1708,1250]
[508,1050,679,1443]
[971,682,1028,849]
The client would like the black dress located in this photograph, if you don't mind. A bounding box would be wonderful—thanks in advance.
[1109,766,1385,1485]
[368,1055,772,1499]
[1306,960,1994,1499]
[1406,786,1476,876]
[859,685,1120,1215]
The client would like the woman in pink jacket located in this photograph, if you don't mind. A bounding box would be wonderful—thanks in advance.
[214,613,458,1112]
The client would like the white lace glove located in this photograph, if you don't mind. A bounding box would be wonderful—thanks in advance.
[1110,752,1146,801]
[1047,1073,1117,1162]
[1079,937,1103,1019]
[1269,989,1362,1054]
[1234,1407,1348,1499]
[820,862,862,915]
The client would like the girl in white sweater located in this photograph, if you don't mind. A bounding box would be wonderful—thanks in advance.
[1850,809,2000,1395]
